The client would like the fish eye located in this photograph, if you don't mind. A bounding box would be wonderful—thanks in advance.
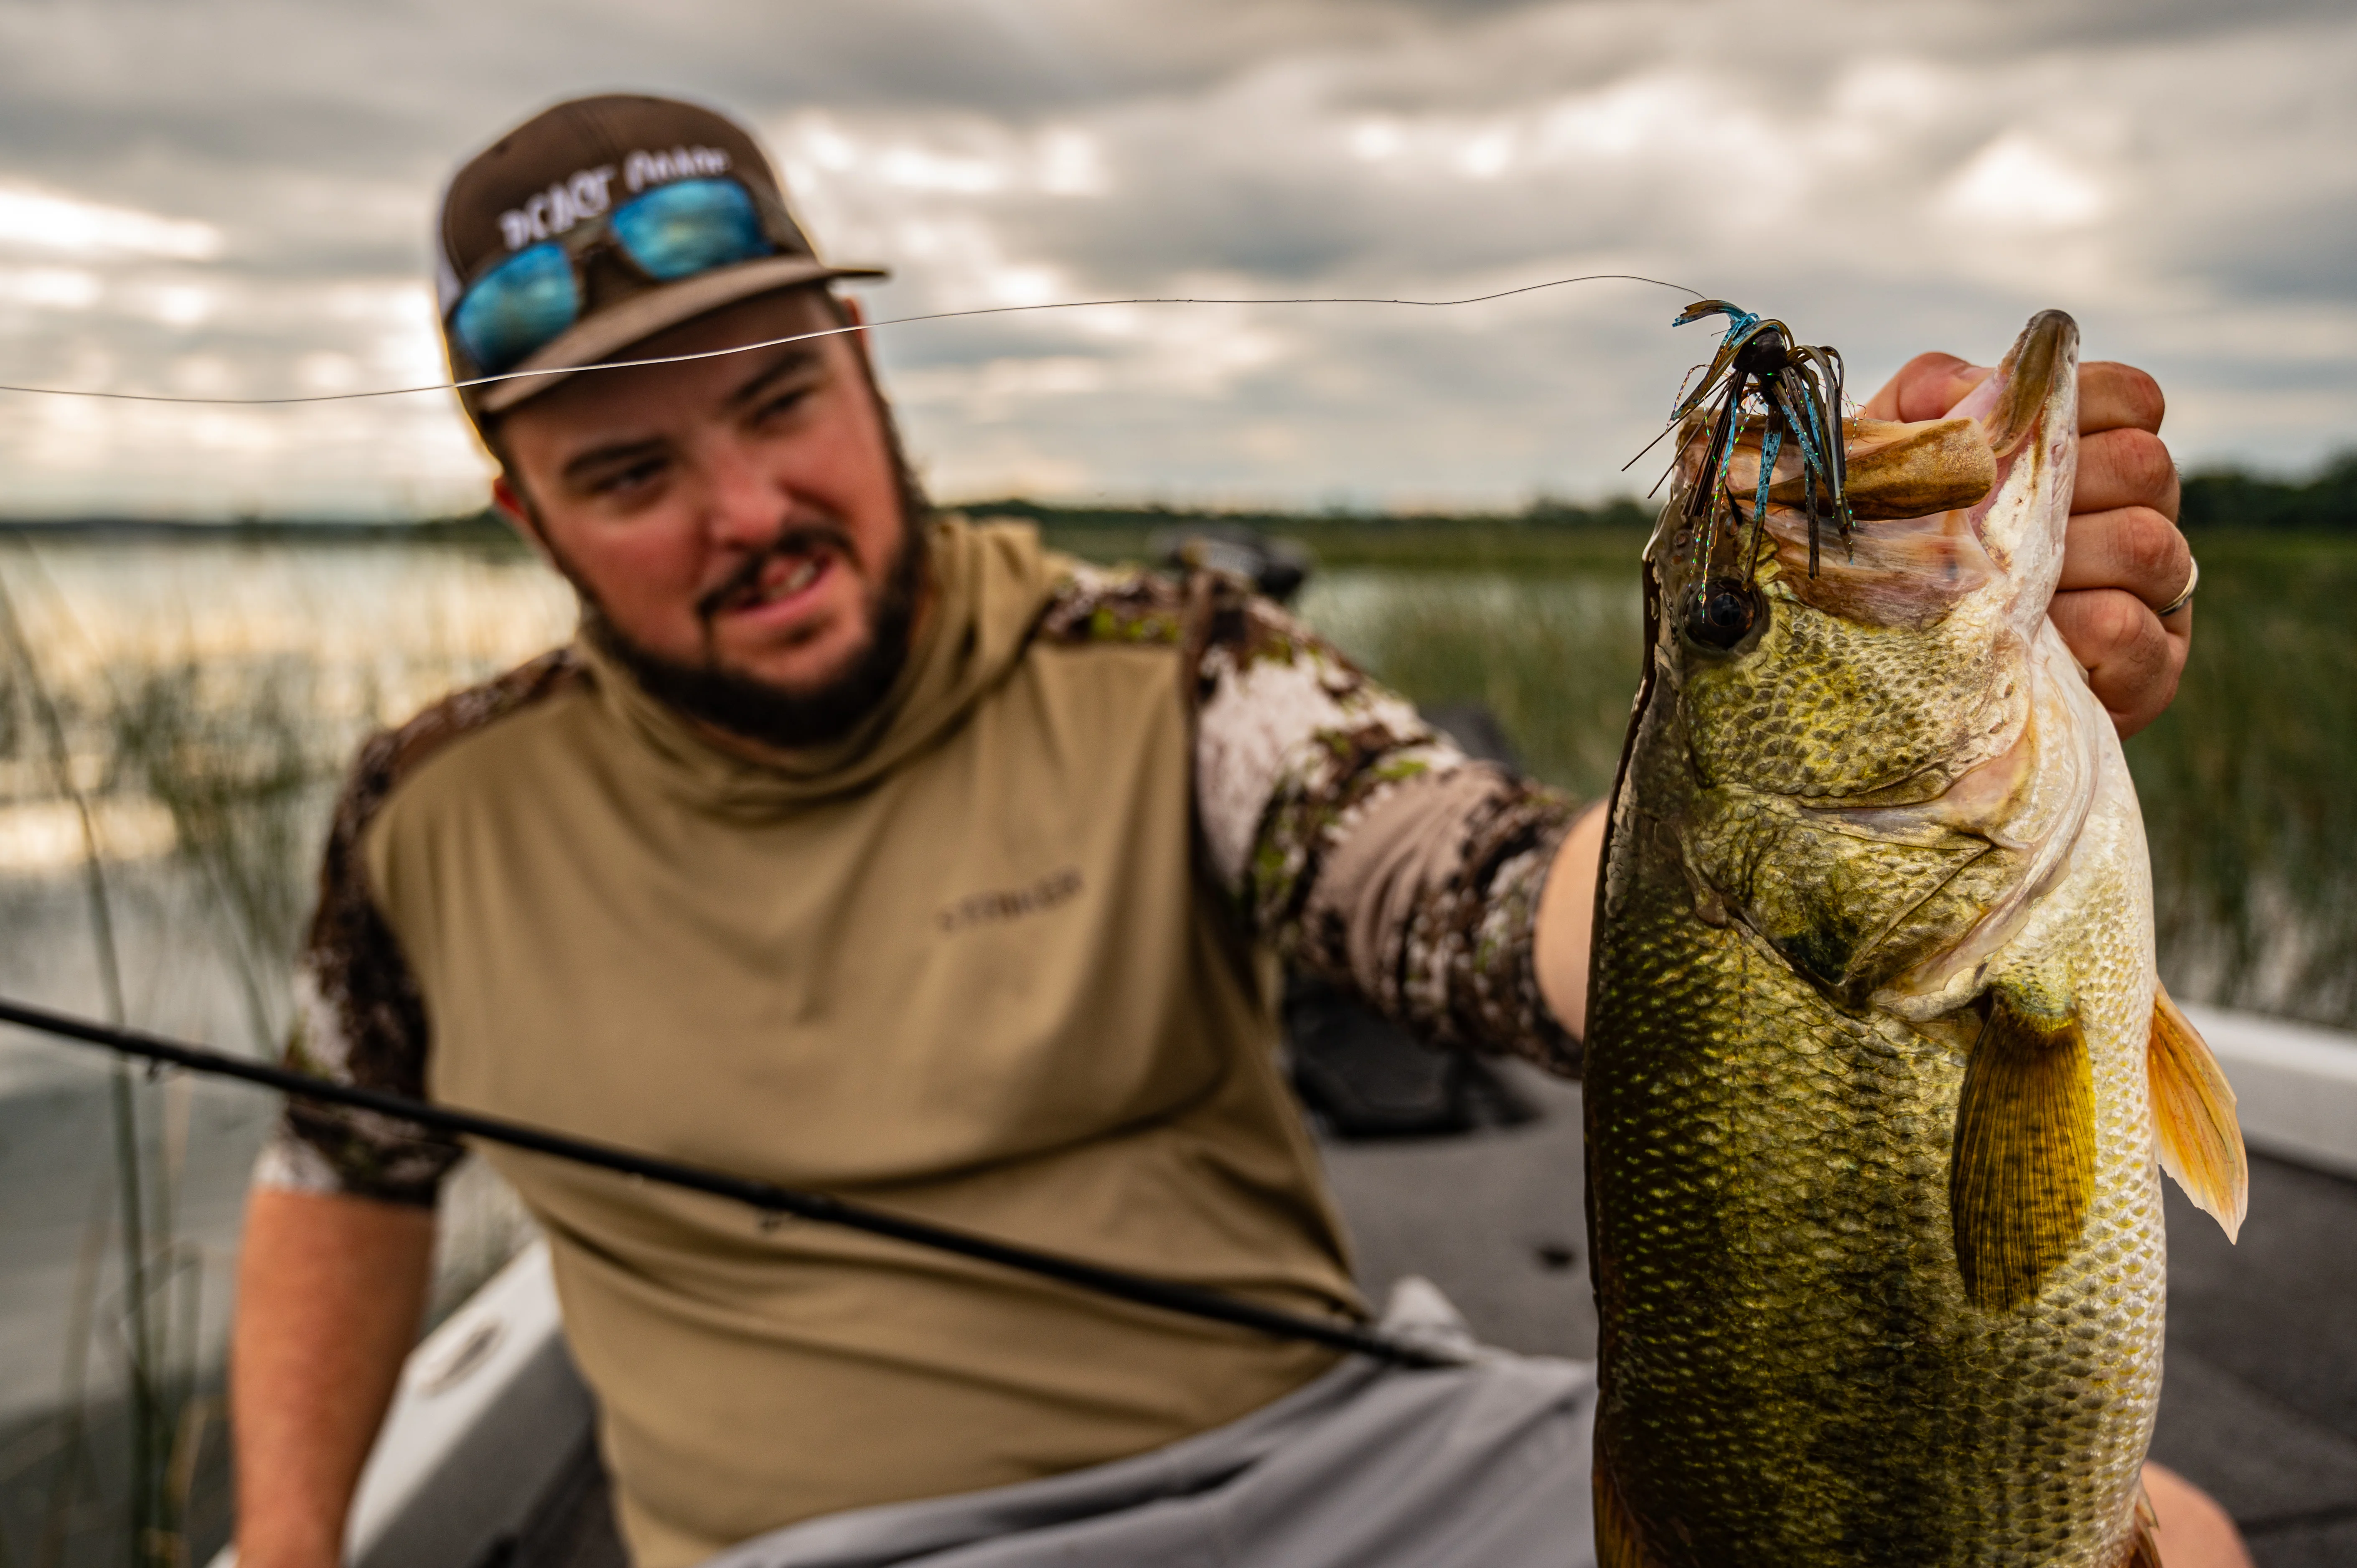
[1684,577,1760,651]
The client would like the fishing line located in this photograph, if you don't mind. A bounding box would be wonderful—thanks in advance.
[0,272,1710,1362]
[0,993,1466,1370]
[0,272,1703,407]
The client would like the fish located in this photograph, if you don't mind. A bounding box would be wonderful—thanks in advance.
[1582,308,2248,1568]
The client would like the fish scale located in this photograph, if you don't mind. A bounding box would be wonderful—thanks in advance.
[1585,309,2235,1567]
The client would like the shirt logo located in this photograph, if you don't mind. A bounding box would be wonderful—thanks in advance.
[495,145,735,252]
[936,868,1085,933]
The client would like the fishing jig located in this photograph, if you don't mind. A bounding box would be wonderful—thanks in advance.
[1653,300,1853,649]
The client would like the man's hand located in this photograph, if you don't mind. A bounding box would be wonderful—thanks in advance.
[1863,353,2193,738]
[2143,1462,2257,1568]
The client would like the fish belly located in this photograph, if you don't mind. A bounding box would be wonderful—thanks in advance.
[1585,706,2166,1568]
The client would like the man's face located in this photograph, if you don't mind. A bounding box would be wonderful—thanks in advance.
[494,287,920,741]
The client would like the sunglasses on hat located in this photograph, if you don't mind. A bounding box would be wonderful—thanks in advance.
[448,175,777,377]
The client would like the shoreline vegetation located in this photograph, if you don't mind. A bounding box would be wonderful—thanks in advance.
[0,487,2344,1032]
[0,447,2347,558]
[0,489,2349,1032]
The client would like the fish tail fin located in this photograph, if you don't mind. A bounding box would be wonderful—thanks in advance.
[1952,983,2098,1311]
[2148,983,2249,1243]
[1594,1449,1663,1568]
[2121,1478,2164,1568]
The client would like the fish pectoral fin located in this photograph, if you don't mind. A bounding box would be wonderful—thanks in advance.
[1950,983,2098,1312]
[2148,984,2249,1243]
[1593,1451,1666,1568]
[2123,1478,2164,1568]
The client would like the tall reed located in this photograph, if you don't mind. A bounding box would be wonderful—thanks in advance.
[2125,535,2357,1027]
[105,661,328,1055]
[0,538,553,1563]
[0,560,179,1568]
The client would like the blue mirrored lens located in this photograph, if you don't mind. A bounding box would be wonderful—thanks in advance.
[452,243,579,375]
[612,178,774,281]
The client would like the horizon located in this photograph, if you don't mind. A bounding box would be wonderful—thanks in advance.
[1,443,2350,535]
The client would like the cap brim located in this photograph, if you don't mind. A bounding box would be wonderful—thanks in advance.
[470,255,890,416]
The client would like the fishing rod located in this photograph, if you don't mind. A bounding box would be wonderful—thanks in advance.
[0,993,1462,1370]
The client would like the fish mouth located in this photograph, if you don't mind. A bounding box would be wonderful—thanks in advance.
[1806,311,2083,800]
[1656,310,2078,649]
[1966,310,2078,471]
[1935,310,2080,596]
[1742,310,2080,618]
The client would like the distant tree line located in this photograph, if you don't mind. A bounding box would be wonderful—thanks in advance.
[956,495,1658,533]
[2177,452,2357,531]
[3,453,2351,537]
[969,456,2357,536]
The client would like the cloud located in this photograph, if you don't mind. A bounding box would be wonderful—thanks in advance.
[1940,135,2109,231]
[0,266,102,310]
[0,184,220,260]
[0,0,2350,516]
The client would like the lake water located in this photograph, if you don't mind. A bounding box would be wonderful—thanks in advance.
[0,527,2348,1561]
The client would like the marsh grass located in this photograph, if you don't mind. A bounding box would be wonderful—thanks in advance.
[1295,567,1646,802]
[2126,536,2357,1027]
[104,660,334,1053]
[0,561,189,1568]
[1291,540,2357,1031]
[0,541,555,1566]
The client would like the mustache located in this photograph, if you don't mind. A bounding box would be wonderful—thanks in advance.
[694,522,858,623]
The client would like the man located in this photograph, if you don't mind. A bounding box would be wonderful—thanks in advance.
[231,94,2236,1568]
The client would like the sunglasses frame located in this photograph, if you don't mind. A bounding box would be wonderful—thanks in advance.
[448,175,788,375]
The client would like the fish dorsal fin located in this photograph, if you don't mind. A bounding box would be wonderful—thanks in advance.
[1951,984,2098,1312]
[2148,984,2249,1243]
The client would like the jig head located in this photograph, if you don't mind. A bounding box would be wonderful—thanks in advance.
[1653,300,1855,627]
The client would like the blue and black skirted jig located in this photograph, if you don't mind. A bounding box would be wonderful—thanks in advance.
[1641,300,1854,649]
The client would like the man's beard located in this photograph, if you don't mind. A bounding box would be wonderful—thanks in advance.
[564,427,936,752]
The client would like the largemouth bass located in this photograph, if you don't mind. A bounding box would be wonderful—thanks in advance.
[1584,309,2248,1568]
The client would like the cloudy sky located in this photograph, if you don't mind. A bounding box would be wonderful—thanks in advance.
[0,0,2350,519]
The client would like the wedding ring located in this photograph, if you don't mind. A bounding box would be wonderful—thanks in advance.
[2156,557,2199,619]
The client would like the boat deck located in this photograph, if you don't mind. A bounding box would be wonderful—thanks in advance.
[478,1060,2357,1568]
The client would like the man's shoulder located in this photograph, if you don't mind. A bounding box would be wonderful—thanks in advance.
[273,650,587,1212]
[1032,561,1317,667]
[1033,562,1195,649]
[336,645,590,832]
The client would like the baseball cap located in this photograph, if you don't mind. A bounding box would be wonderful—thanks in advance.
[435,93,886,420]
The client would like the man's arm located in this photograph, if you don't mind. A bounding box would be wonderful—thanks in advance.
[1532,356,2193,1040]
[231,1187,435,1568]
[1052,565,1584,1066]
[234,702,475,1565]
[1533,802,1608,1044]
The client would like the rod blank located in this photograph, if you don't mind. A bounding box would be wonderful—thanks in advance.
[0,994,1447,1368]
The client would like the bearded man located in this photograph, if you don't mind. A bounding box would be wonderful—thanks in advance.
[229,94,2239,1568]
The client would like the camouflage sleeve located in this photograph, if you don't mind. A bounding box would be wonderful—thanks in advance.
[252,648,584,1204]
[251,726,463,1207]
[1185,575,1585,1069]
